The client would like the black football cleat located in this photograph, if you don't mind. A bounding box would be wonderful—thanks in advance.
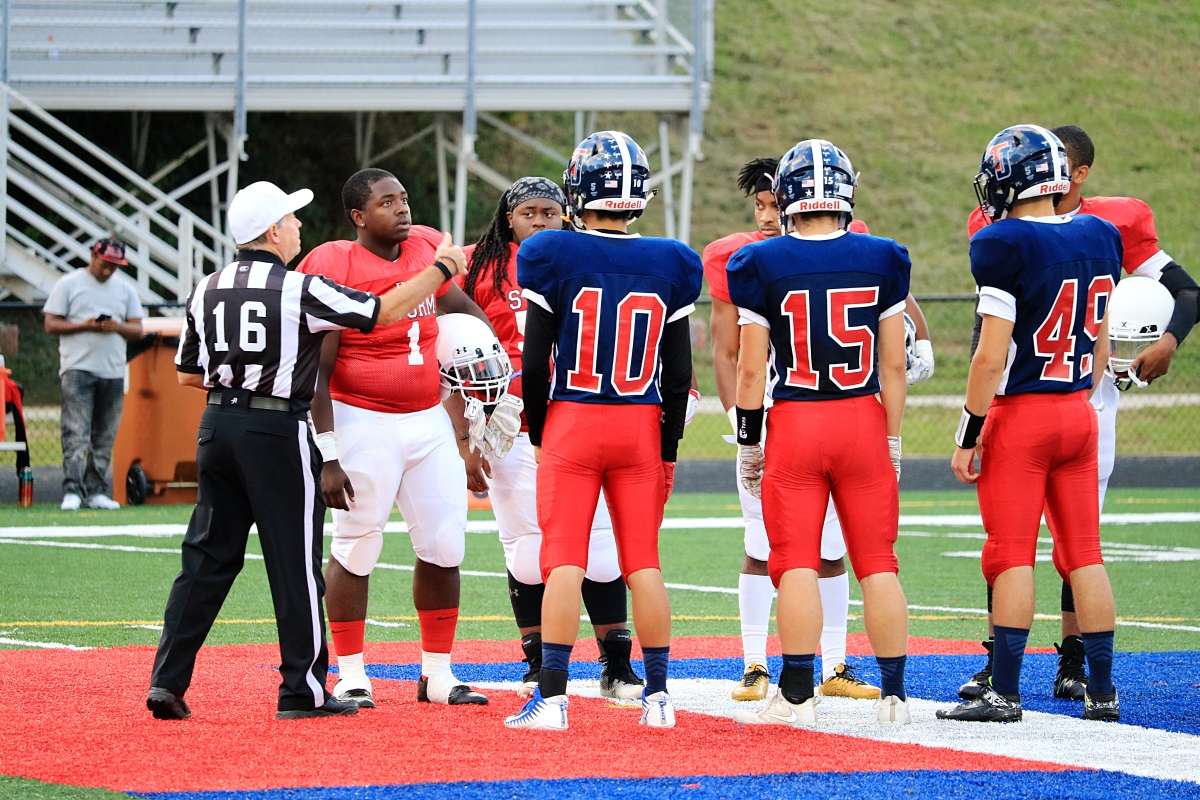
[936,685,1022,722]
[598,629,645,701]
[276,696,359,719]
[1054,636,1089,700]
[1083,688,1120,721]
[146,687,191,720]
[957,639,994,700]
[417,675,489,705]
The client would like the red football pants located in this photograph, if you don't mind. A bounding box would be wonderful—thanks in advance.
[978,390,1101,585]
[537,401,665,581]
[761,396,899,586]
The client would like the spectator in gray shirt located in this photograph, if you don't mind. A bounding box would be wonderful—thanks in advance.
[42,238,144,510]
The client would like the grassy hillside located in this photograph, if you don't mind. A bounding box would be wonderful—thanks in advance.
[676,0,1200,293]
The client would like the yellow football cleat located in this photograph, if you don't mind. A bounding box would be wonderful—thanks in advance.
[820,663,881,699]
[731,664,771,701]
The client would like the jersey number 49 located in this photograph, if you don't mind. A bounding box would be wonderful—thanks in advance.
[1034,276,1114,382]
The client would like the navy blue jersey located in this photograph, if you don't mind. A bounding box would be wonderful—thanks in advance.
[517,229,702,404]
[970,215,1122,395]
[727,231,911,402]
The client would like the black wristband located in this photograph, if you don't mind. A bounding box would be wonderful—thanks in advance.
[735,406,765,446]
[434,259,454,282]
[955,407,987,449]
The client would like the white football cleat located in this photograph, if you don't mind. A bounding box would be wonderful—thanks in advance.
[504,688,568,730]
[61,493,82,511]
[417,671,488,705]
[332,676,375,708]
[517,679,538,699]
[732,687,819,727]
[876,694,912,725]
[86,494,120,510]
[639,690,676,728]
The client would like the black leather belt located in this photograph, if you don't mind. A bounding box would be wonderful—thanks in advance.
[208,392,292,412]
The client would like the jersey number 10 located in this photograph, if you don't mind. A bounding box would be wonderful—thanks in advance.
[565,287,666,396]
[1033,276,1114,382]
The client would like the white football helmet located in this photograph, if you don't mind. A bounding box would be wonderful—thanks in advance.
[1108,276,1174,389]
[436,313,513,403]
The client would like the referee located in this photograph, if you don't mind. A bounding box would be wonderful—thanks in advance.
[147,181,467,720]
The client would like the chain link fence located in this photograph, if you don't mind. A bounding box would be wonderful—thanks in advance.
[1,296,1197,475]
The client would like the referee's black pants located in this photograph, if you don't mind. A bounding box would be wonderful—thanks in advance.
[150,400,331,712]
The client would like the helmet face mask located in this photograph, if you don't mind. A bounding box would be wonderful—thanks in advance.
[436,313,514,404]
[773,139,857,233]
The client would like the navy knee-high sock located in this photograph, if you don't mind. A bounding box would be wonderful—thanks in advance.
[642,646,670,695]
[1081,631,1115,697]
[876,655,907,701]
[991,625,1029,697]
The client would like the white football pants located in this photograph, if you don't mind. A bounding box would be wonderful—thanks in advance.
[486,433,622,585]
[328,400,467,575]
[1093,376,1118,512]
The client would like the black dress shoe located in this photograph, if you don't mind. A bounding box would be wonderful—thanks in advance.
[276,697,360,719]
[147,687,191,720]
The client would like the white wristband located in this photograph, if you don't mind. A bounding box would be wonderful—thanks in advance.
[314,431,338,462]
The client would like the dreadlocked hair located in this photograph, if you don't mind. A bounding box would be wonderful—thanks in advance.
[737,157,779,196]
[464,188,517,300]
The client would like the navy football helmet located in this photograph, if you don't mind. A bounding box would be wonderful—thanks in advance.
[563,131,651,227]
[975,125,1071,222]
[773,139,857,231]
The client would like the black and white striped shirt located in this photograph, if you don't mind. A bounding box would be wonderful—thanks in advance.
[175,250,379,401]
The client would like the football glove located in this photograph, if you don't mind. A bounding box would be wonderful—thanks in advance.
[888,435,902,481]
[738,444,765,499]
[485,394,524,459]
[906,340,935,385]
[684,389,700,426]
[663,461,676,504]
[464,397,489,454]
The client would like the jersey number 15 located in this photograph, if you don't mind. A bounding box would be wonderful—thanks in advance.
[781,287,879,391]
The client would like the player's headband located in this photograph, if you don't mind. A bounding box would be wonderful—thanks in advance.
[753,172,773,195]
[505,177,567,213]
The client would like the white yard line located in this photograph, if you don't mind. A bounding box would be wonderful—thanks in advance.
[473,678,1200,785]
[0,635,91,650]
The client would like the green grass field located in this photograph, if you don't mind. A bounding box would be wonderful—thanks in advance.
[1,489,1197,653]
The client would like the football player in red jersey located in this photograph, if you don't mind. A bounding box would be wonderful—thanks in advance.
[706,157,931,703]
[957,126,1199,704]
[459,176,644,701]
[298,169,495,709]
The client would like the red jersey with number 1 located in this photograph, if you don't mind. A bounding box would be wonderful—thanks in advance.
[703,220,870,303]
[296,227,449,413]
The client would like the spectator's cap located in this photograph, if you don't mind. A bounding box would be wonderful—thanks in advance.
[228,181,314,245]
[91,237,128,266]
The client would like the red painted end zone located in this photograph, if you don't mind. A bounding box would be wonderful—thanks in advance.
[0,640,1072,794]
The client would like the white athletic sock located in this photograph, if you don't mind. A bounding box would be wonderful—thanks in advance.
[421,650,453,679]
[818,572,850,682]
[739,572,774,670]
[336,651,366,683]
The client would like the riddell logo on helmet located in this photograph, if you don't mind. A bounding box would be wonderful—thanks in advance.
[1038,181,1071,195]
[601,199,644,210]
[795,199,842,211]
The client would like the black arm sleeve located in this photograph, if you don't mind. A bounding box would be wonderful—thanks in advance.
[522,302,555,447]
[1158,262,1199,345]
[658,317,694,462]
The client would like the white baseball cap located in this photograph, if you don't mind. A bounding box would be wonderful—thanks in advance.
[227,181,314,245]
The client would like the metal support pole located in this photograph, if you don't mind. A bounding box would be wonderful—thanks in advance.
[1,0,11,272]
[574,111,584,147]
[435,114,451,233]
[452,0,477,244]
[679,0,707,245]
[176,215,194,301]
[204,115,223,261]
[233,0,248,161]
[224,123,240,252]
[658,116,676,240]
